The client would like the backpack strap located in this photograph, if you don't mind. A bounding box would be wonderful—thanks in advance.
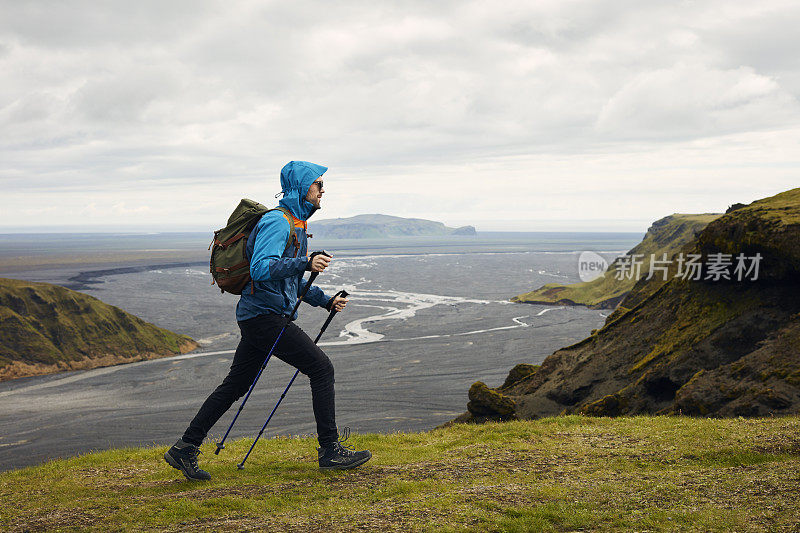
[269,206,298,255]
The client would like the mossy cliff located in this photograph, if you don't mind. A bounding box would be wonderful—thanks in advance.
[0,278,198,381]
[511,213,720,308]
[455,188,800,422]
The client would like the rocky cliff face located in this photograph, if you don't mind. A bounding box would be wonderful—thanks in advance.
[453,188,800,423]
[0,278,198,381]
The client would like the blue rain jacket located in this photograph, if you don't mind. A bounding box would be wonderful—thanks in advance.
[236,161,333,322]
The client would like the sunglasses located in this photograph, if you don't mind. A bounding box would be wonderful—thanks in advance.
[312,180,324,190]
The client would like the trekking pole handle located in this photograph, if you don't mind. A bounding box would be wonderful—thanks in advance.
[289,251,329,320]
[334,289,349,309]
[326,289,349,315]
[308,250,331,269]
[302,251,330,293]
[315,289,350,343]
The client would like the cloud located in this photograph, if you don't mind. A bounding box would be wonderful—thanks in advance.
[79,202,150,217]
[596,64,800,140]
[0,0,799,231]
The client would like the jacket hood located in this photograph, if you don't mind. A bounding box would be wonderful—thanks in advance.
[278,161,327,221]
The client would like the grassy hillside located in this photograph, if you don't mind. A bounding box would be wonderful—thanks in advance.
[0,277,198,381]
[511,213,720,308]
[461,188,800,423]
[1,415,798,532]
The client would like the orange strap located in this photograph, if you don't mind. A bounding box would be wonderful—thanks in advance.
[274,208,306,255]
[275,209,307,231]
[290,216,306,230]
[284,212,306,255]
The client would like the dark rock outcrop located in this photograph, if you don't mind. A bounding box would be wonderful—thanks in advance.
[466,381,517,421]
[500,363,539,389]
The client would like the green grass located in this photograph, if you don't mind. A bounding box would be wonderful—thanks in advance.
[2,415,799,532]
[736,187,800,225]
[512,213,721,308]
[0,277,196,380]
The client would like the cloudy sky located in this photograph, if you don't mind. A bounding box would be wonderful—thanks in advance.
[1,1,799,232]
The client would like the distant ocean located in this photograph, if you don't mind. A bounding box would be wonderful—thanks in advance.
[0,231,642,470]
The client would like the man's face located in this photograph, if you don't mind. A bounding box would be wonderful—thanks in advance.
[305,178,324,209]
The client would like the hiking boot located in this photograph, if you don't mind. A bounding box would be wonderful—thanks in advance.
[318,427,372,470]
[164,439,211,481]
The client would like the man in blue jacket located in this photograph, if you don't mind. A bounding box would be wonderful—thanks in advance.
[165,161,371,480]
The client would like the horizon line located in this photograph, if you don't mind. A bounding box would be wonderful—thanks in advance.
[0,228,646,235]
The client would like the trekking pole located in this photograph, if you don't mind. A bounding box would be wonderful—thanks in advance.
[237,289,348,469]
[214,251,331,455]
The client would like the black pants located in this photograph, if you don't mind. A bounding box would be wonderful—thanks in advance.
[182,313,338,447]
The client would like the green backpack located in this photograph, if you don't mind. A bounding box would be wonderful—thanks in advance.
[209,199,296,295]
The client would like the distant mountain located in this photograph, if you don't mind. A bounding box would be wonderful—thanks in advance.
[309,214,476,239]
[0,278,198,381]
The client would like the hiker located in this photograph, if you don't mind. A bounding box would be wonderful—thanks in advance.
[165,161,371,480]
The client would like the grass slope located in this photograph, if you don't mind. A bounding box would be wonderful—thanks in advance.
[1,415,798,532]
[0,277,198,380]
[512,213,720,308]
